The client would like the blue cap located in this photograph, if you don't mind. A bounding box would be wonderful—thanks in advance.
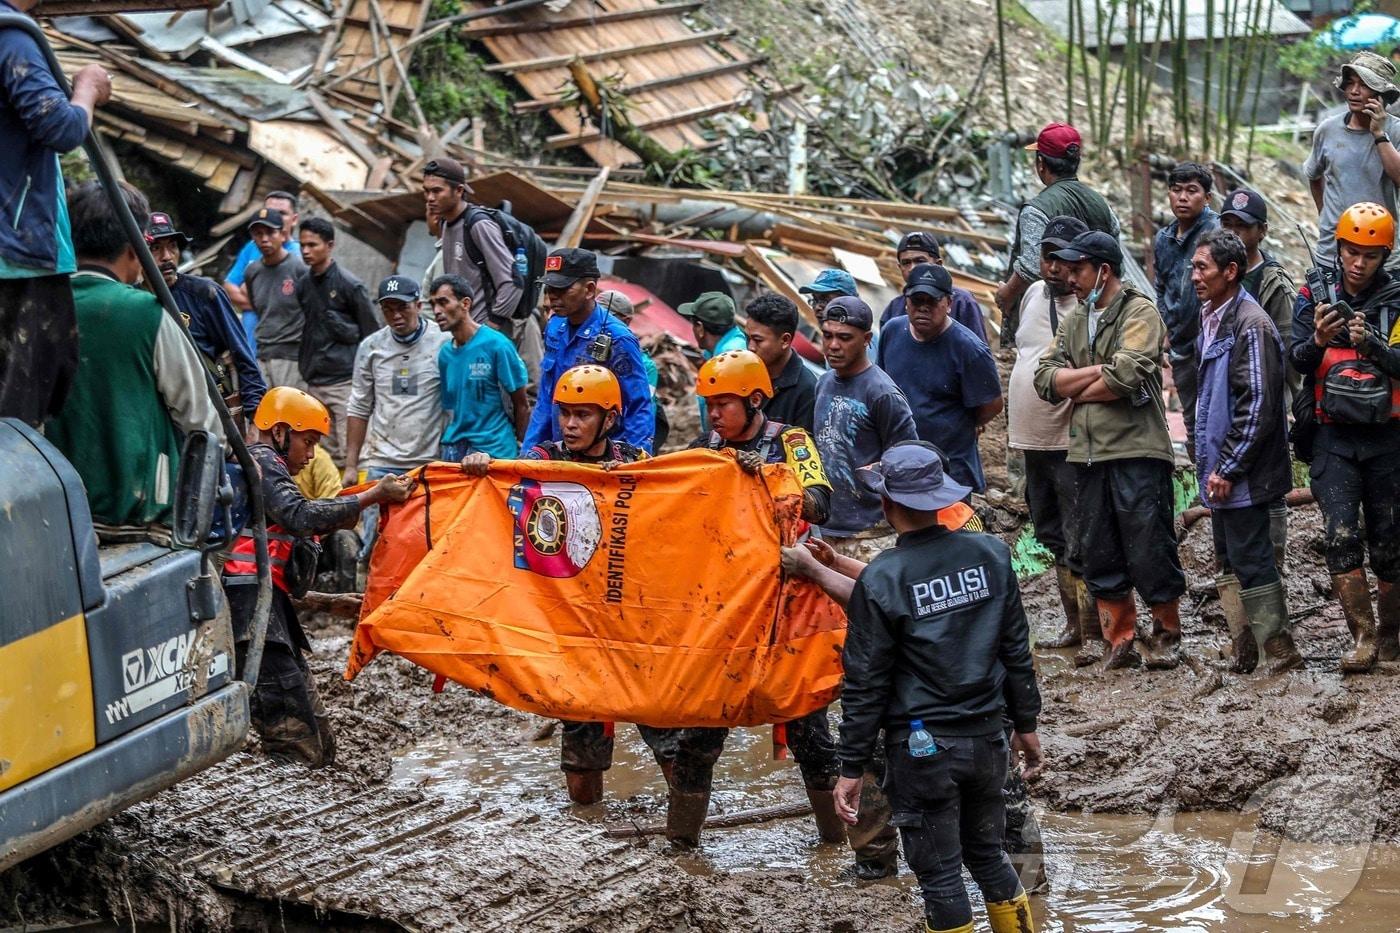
[799,268,858,296]
[377,274,421,303]
[857,441,971,511]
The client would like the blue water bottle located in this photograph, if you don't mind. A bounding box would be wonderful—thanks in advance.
[513,246,528,283]
[908,719,938,758]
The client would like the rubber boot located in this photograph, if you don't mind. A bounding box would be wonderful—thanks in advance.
[987,890,1036,933]
[666,789,711,848]
[566,770,605,805]
[1335,570,1379,674]
[260,716,325,768]
[1216,574,1257,674]
[302,670,336,767]
[1269,500,1289,577]
[1242,580,1303,674]
[805,787,848,844]
[1376,581,1400,662]
[659,758,676,789]
[1072,574,1105,667]
[1142,599,1183,671]
[926,925,974,933]
[1097,596,1141,669]
[1040,565,1083,648]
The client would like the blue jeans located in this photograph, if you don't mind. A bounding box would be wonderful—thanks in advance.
[356,466,397,564]
[885,730,1022,928]
[439,439,480,463]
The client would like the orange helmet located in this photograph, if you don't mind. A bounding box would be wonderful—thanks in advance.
[1336,202,1395,249]
[553,364,622,412]
[696,349,773,400]
[254,386,331,435]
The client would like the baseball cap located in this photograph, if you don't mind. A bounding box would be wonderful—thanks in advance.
[799,268,858,296]
[904,263,954,299]
[248,207,285,231]
[857,441,971,512]
[819,295,874,330]
[541,248,600,288]
[1220,188,1267,226]
[677,291,736,327]
[377,274,421,303]
[1026,123,1082,159]
[1041,215,1089,251]
[896,231,942,258]
[423,156,474,192]
[1051,231,1123,268]
[146,211,191,245]
[597,290,635,321]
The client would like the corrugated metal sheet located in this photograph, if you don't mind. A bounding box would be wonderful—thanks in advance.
[35,0,216,13]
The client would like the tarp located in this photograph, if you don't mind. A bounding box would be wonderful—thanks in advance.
[345,451,847,728]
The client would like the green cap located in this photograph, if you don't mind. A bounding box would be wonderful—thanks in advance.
[677,291,736,327]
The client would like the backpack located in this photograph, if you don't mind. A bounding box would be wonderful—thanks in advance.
[463,205,548,320]
[1316,306,1399,426]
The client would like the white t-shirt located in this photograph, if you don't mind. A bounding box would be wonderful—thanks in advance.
[1008,281,1078,451]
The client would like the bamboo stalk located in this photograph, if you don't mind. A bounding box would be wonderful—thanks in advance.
[1066,0,1076,127]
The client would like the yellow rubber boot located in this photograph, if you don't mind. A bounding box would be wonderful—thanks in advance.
[987,890,1036,933]
[925,924,974,933]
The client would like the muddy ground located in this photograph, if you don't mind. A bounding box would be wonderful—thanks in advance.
[6,371,1397,931]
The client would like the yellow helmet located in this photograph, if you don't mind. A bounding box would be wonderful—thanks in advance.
[254,386,331,435]
[696,349,772,400]
[553,364,622,412]
[1336,202,1396,249]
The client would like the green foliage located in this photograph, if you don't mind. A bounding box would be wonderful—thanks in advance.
[1279,3,1400,81]
[404,0,544,148]
[1012,525,1056,580]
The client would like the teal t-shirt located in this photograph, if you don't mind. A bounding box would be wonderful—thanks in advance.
[438,325,528,458]
[697,324,750,431]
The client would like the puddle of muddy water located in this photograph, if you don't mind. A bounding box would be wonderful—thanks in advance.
[393,725,1400,931]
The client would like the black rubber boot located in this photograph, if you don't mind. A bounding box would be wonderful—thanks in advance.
[666,790,711,848]
[1041,565,1083,648]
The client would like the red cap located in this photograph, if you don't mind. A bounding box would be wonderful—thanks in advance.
[1026,123,1082,159]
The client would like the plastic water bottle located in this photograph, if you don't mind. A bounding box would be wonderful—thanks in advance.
[908,719,938,758]
[513,246,528,282]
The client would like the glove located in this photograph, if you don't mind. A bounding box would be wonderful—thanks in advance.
[736,450,764,475]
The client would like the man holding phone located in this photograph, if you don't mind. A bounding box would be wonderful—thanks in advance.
[1305,52,1400,265]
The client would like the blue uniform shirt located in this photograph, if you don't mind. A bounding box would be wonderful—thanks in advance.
[522,304,655,453]
[169,271,267,415]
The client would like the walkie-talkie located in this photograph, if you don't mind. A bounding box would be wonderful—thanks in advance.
[1295,223,1352,323]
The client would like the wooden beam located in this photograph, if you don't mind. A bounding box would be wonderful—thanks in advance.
[305,89,384,177]
[463,2,702,38]
[555,167,610,249]
[485,29,735,74]
[544,95,746,149]
[515,56,764,113]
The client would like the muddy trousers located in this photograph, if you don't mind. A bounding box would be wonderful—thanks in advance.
[1023,448,1082,570]
[0,274,78,426]
[1002,750,1047,893]
[1210,501,1281,589]
[560,721,683,772]
[1076,457,1187,604]
[885,730,1023,929]
[1310,441,1400,580]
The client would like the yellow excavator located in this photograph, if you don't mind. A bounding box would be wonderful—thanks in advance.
[0,10,272,872]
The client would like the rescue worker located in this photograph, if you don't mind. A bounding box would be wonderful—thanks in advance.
[224,387,413,766]
[520,248,654,453]
[1034,231,1187,670]
[147,211,266,427]
[463,366,654,806]
[826,441,1042,933]
[1289,203,1400,673]
[1191,229,1301,674]
[680,350,848,852]
[781,443,1049,895]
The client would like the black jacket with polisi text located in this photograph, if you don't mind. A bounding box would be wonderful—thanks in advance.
[836,523,1040,778]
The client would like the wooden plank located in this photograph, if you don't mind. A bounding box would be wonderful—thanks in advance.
[218,165,261,214]
[554,167,610,249]
[463,2,702,38]
[515,56,763,113]
[484,28,734,74]
[544,94,747,149]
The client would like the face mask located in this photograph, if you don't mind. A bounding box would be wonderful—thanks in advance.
[1085,267,1107,308]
